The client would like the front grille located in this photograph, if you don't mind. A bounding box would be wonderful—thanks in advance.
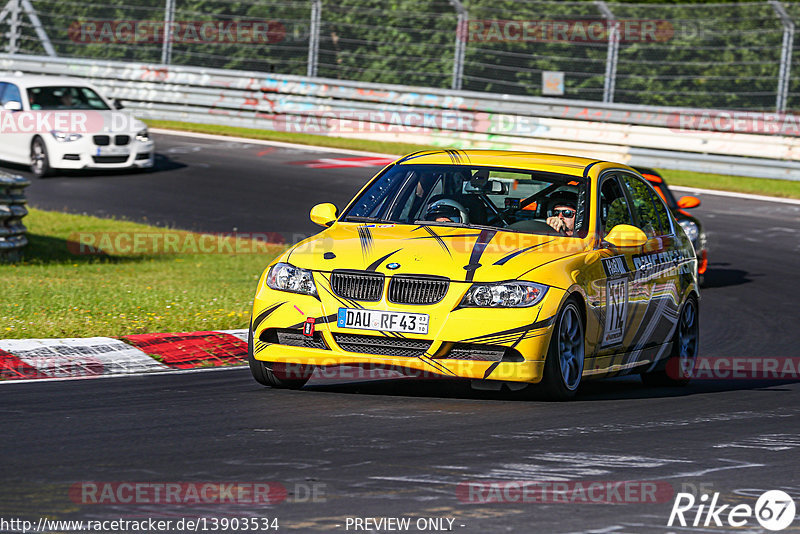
[92,155,128,164]
[333,333,431,358]
[331,270,384,301]
[115,135,130,145]
[444,343,517,362]
[388,275,449,305]
[93,135,110,146]
[262,328,327,350]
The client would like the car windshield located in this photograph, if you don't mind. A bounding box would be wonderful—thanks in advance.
[342,164,589,237]
[27,86,110,110]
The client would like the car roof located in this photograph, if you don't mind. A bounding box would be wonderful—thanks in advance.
[395,149,629,178]
[0,74,99,89]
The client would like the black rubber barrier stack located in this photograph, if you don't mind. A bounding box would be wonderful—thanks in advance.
[0,171,30,263]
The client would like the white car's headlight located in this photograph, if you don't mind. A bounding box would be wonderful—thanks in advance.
[678,220,699,243]
[136,129,150,142]
[51,130,82,142]
[461,281,548,308]
[266,262,317,296]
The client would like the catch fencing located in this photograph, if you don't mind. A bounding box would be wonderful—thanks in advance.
[2,1,800,112]
[2,53,800,180]
[0,170,29,262]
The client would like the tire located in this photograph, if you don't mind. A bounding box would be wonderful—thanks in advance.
[31,137,52,178]
[641,295,699,387]
[248,325,311,389]
[540,299,585,401]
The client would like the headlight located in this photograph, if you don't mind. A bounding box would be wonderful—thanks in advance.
[678,220,699,243]
[50,130,82,142]
[136,129,150,142]
[266,262,317,297]
[460,281,548,308]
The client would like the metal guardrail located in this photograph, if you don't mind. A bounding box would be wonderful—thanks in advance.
[2,53,800,181]
[0,170,29,262]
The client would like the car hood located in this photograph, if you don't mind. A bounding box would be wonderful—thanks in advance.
[286,223,587,282]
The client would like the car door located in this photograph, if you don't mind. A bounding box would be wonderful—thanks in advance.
[589,172,653,376]
[618,171,682,365]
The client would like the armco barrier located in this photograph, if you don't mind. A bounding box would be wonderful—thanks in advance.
[2,54,799,180]
[0,171,29,262]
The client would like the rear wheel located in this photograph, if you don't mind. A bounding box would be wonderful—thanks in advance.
[31,137,52,178]
[641,295,699,387]
[248,325,311,389]
[540,299,585,401]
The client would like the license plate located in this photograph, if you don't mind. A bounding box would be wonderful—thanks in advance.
[337,308,428,334]
[96,146,129,156]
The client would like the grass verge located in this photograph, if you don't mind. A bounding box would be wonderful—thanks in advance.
[145,119,800,200]
[0,208,284,339]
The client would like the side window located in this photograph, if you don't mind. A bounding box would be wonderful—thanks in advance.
[648,186,672,236]
[599,175,634,237]
[1,83,21,107]
[620,174,660,238]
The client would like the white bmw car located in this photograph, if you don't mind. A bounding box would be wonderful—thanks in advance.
[0,75,154,177]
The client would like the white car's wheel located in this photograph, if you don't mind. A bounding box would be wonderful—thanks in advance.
[31,137,52,178]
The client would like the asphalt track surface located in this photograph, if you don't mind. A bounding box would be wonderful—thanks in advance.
[2,133,800,533]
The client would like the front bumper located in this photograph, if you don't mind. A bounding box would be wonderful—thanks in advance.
[251,274,564,384]
[48,137,155,170]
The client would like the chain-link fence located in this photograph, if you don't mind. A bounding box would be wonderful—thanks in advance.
[1,0,798,111]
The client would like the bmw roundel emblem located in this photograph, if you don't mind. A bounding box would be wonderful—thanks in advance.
[386,262,401,270]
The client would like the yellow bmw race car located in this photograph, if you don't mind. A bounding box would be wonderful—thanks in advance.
[249,150,699,400]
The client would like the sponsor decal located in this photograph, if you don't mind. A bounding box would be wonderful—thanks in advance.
[632,249,693,282]
[303,317,316,337]
[603,278,628,346]
[601,255,628,278]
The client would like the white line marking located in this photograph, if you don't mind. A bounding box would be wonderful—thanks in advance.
[671,185,800,205]
[150,128,395,158]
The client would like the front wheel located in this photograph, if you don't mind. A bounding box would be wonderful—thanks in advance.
[248,326,311,389]
[641,295,699,387]
[540,299,585,401]
[31,137,52,178]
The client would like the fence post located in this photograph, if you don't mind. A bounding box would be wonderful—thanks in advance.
[20,0,56,56]
[307,0,321,77]
[770,0,794,113]
[595,1,619,104]
[449,0,467,91]
[161,0,175,65]
[5,0,20,54]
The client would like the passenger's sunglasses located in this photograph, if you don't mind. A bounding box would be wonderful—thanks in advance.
[553,208,576,218]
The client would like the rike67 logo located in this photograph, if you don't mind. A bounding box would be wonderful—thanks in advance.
[668,490,796,531]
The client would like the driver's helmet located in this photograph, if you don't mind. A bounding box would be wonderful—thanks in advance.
[424,199,469,223]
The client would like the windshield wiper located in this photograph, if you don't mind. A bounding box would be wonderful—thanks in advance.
[343,216,392,223]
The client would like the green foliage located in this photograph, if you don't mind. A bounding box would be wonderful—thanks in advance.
[8,1,795,109]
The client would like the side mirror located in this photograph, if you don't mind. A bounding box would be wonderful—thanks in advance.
[112,99,124,110]
[310,203,338,227]
[604,224,648,248]
[677,196,700,209]
[3,101,22,111]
